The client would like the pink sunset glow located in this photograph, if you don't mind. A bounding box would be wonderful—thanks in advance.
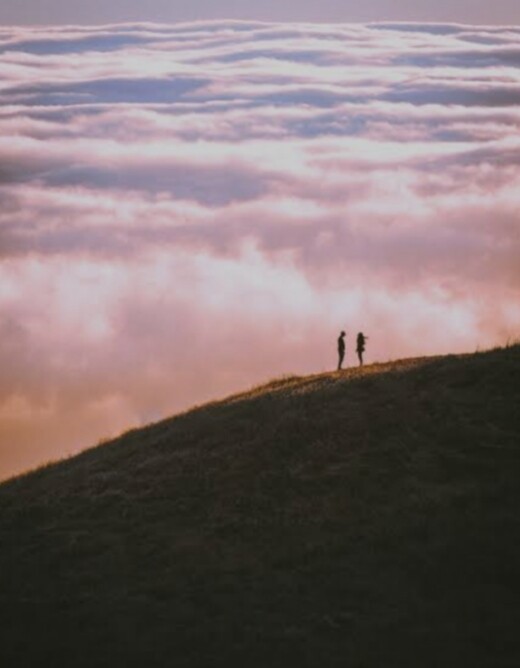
[1,21,519,480]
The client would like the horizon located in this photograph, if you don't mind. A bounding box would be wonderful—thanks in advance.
[1,16,520,481]
[4,18,520,27]
[2,0,520,25]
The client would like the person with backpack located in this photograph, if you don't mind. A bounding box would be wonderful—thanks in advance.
[356,332,368,366]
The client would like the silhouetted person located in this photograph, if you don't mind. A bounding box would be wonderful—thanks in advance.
[356,332,367,366]
[337,331,346,370]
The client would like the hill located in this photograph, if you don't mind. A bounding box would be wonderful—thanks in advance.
[0,346,519,667]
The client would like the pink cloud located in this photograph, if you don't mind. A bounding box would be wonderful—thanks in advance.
[0,20,519,480]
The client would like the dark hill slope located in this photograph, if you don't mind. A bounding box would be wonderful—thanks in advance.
[1,347,519,667]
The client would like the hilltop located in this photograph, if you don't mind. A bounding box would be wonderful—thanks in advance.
[0,346,519,667]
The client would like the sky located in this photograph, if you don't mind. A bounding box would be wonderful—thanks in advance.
[1,19,520,480]
[2,1,520,25]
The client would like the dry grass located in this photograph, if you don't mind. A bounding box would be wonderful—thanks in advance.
[0,345,519,667]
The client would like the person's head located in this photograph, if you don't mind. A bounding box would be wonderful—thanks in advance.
[340,331,345,337]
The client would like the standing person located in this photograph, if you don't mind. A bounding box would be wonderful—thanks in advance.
[337,331,346,371]
[356,332,367,366]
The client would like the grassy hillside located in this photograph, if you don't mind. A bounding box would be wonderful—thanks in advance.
[0,346,519,667]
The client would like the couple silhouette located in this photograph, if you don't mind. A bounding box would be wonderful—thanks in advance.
[337,331,368,370]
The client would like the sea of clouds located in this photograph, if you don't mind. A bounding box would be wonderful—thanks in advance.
[1,20,519,478]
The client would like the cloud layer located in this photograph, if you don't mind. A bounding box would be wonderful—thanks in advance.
[1,20,519,480]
